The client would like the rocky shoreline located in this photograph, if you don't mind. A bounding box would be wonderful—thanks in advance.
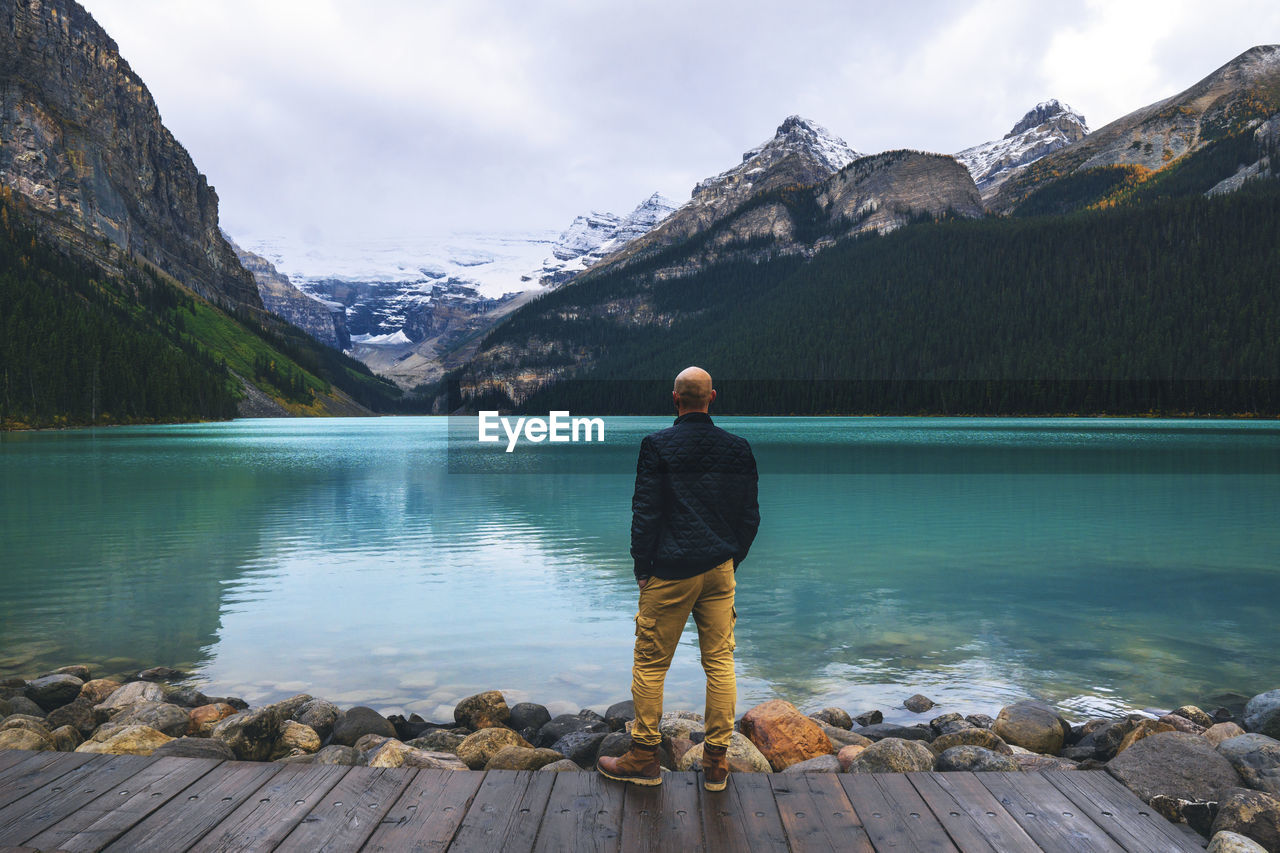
[3,667,1279,851]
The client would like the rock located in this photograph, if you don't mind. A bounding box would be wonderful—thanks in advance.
[331,706,396,747]
[837,744,867,771]
[854,710,883,727]
[313,745,365,766]
[783,754,843,773]
[539,759,582,772]
[1,713,49,730]
[1219,734,1280,796]
[293,699,341,742]
[1207,830,1269,853]
[153,737,237,760]
[275,721,322,757]
[387,714,431,742]
[275,752,316,765]
[167,687,212,708]
[211,706,285,761]
[116,702,191,738]
[5,696,45,717]
[904,694,936,713]
[578,709,606,724]
[1185,800,1224,836]
[1211,724,1252,747]
[538,714,608,747]
[816,722,872,750]
[594,731,635,762]
[669,737,695,769]
[45,697,98,737]
[407,730,468,754]
[1159,713,1206,735]
[966,714,996,730]
[1176,705,1216,728]
[810,708,853,730]
[79,679,122,705]
[44,664,92,681]
[0,728,53,751]
[457,728,532,770]
[1107,731,1245,804]
[929,729,1013,755]
[846,738,937,774]
[678,732,772,774]
[366,739,467,770]
[852,723,934,742]
[551,731,609,768]
[76,724,173,756]
[1013,754,1079,771]
[936,746,1021,772]
[511,702,552,735]
[1212,788,1280,852]
[485,746,566,771]
[1245,691,1280,740]
[454,691,511,731]
[24,674,84,711]
[1116,720,1177,754]
[604,700,635,731]
[656,712,704,741]
[0,698,9,718]
[135,666,187,682]
[49,724,83,751]
[994,701,1067,755]
[189,703,239,737]
[930,713,973,736]
[93,681,166,720]
[740,700,835,771]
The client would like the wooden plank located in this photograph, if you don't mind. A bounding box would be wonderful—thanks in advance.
[771,772,873,853]
[102,760,282,852]
[25,756,222,853]
[531,770,624,853]
[491,771,556,853]
[273,765,414,853]
[360,768,482,853]
[978,771,1127,853]
[0,751,98,810]
[0,750,35,775]
[842,773,959,852]
[189,763,349,853]
[446,771,533,852]
[699,771,787,853]
[620,771,703,852]
[0,754,152,846]
[1043,770,1205,853]
[906,772,1042,853]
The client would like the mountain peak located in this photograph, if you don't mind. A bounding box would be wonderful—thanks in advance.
[1007,100,1086,138]
[741,115,861,174]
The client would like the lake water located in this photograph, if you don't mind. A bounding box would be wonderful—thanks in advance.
[2,416,1278,724]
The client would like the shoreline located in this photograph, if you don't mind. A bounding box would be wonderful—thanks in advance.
[3,663,1279,846]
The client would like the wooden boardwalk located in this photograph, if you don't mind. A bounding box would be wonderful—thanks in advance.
[0,748,1205,852]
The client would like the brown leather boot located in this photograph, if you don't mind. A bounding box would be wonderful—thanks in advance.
[596,740,662,786]
[702,742,729,791]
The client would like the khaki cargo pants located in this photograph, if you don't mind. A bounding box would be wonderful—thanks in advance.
[630,558,737,750]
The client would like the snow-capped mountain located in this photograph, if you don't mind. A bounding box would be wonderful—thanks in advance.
[694,115,860,198]
[538,192,677,286]
[955,100,1089,196]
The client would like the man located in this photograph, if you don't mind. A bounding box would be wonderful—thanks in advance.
[597,366,760,792]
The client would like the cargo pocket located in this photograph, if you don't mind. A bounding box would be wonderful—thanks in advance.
[634,614,659,660]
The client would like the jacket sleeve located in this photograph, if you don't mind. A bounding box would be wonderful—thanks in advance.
[732,444,760,569]
[630,436,663,580]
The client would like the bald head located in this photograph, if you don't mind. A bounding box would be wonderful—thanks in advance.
[673,366,715,413]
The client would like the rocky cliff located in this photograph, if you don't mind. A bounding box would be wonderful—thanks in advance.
[818,150,984,234]
[227,237,350,350]
[536,192,676,286]
[955,100,1089,197]
[0,0,260,311]
[991,45,1280,212]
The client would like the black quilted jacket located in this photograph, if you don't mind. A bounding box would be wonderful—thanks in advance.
[630,412,760,581]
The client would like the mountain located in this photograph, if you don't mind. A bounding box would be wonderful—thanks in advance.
[226,236,350,350]
[991,45,1280,212]
[955,100,1089,197]
[0,0,259,312]
[537,193,677,286]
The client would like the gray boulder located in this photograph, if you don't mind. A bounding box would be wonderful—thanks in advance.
[604,700,635,731]
[810,707,853,729]
[331,706,396,747]
[511,702,552,735]
[25,674,84,711]
[1245,691,1280,740]
[782,754,842,773]
[852,723,933,742]
[116,702,191,738]
[154,737,237,760]
[294,698,341,742]
[453,690,511,730]
[6,696,46,718]
[45,697,98,737]
[539,759,583,772]
[1211,788,1280,853]
[936,745,1021,772]
[313,744,365,766]
[407,729,467,754]
[211,706,285,761]
[1207,830,1269,852]
[993,701,1067,755]
[551,730,609,768]
[845,738,936,773]
[904,694,936,713]
[1219,734,1280,797]
[536,714,607,747]
[1107,731,1245,804]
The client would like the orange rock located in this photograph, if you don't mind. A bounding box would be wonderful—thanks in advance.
[188,702,238,737]
[837,744,867,771]
[739,699,835,771]
[1116,719,1176,754]
[78,679,122,704]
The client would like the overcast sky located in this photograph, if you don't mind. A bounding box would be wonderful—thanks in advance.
[85,0,1280,244]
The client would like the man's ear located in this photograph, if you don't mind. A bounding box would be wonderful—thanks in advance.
[708,389,717,406]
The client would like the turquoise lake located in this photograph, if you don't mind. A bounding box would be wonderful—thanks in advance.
[2,416,1277,724]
